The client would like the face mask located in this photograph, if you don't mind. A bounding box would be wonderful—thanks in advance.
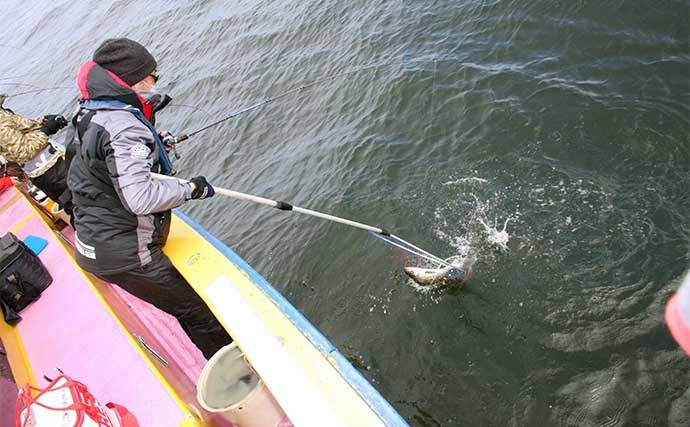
[136,86,159,100]
[134,86,170,108]
[135,88,172,125]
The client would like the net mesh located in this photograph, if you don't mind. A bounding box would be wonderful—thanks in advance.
[369,232,451,269]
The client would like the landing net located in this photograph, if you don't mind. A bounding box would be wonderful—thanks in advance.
[369,232,451,269]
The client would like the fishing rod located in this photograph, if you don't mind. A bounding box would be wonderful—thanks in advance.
[167,103,213,116]
[0,70,53,81]
[0,83,41,88]
[4,86,73,98]
[151,172,451,267]
[168,58,400,148]
[0,44,27,52]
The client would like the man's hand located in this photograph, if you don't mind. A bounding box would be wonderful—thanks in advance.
[41,115,68,136]
[189,176,215,200]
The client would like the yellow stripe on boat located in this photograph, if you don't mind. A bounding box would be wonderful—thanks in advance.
[0,195,38,388]
[166,213,398,427]
[0,316,35,389]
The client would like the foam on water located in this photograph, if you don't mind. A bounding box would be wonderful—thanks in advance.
[433,175,519,264]
[478,217,510,251]
[442,177,489,185]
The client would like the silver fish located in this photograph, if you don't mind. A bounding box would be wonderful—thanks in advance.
[404,255,476,287]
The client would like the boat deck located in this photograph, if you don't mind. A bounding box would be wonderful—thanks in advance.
[0,186,212,425]
[0,184,409,426]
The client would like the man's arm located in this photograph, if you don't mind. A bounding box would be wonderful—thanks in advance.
[105,123,190,215]
[0,109,49,163]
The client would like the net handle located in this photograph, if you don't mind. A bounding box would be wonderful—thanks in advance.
[153,173,451,266]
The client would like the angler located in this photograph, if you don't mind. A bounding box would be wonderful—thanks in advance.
[67,38,232,359]
[0,94,71,213]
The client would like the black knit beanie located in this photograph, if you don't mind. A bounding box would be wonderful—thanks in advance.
[93,38,157,86]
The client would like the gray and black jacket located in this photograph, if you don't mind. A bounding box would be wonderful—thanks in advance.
[68,60,191,275]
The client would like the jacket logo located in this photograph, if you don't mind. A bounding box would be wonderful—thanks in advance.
[75,233,96,259]
[131,143,151,159]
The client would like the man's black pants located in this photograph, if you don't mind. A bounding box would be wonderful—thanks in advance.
[99,249,232,359]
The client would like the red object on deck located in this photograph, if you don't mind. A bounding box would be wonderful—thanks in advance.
[0,177,12,191]
[14,374,139,427]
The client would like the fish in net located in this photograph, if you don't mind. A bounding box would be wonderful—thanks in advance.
[370,232,476,287]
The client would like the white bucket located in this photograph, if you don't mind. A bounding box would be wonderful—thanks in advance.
[197,343,287,427]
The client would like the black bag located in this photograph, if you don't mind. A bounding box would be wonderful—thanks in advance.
[0,233,52,324]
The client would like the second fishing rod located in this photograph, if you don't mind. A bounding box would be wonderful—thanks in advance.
[165,57,412,153]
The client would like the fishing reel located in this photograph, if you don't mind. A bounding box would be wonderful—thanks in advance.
[161,132,189,160]
[161,133,181,159]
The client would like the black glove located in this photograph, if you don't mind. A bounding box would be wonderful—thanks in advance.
[190,176,215,200]
[41,115,68,136]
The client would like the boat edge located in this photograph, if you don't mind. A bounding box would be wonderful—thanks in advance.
[173,209,409,427]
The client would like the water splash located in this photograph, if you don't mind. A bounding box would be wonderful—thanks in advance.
[478,217,511,251]
[434,175,518,261]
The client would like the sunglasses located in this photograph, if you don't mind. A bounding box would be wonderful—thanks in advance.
[148,72,159,83]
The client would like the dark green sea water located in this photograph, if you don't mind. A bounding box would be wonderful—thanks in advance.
[1,0,688,425]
